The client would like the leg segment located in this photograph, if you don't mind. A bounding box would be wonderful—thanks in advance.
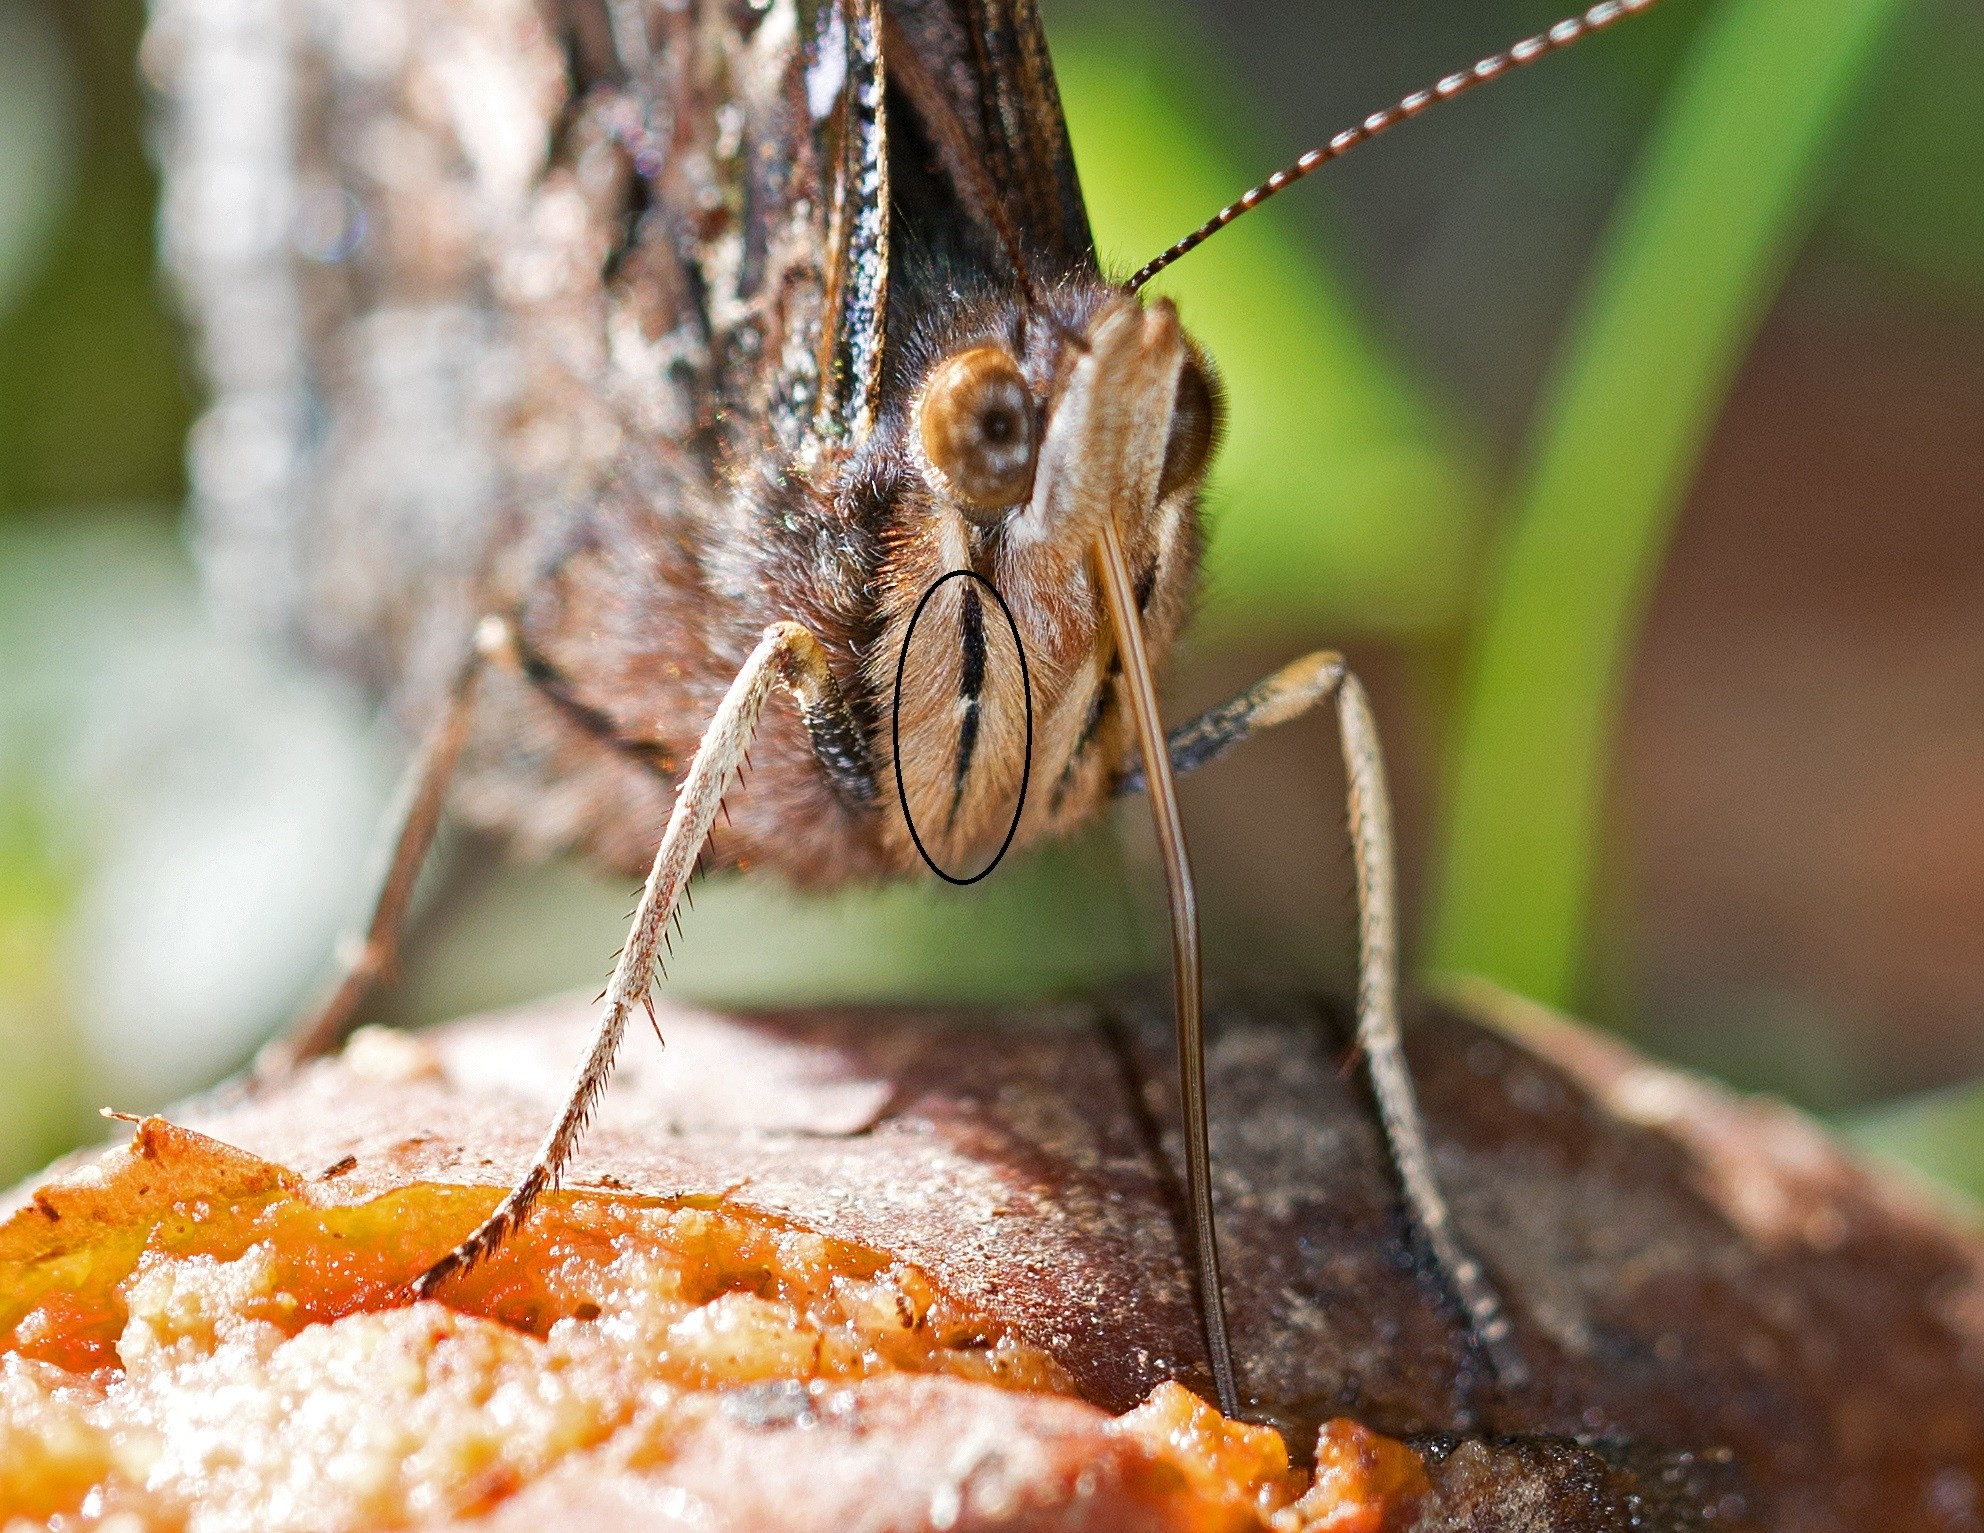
[413,621,864,1297]
[1112,650,1349,796]
[508,620,878,813]
[1122,651,1527,1388]
[253,617,507,1082]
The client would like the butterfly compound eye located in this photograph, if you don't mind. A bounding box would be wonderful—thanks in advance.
[918,346,1037,521]
[1158,353,1219,503]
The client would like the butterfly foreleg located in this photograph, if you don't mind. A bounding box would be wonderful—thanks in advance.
[1120,651,1527,1389]
[411,620,861,1297]
[253,616,511,1082]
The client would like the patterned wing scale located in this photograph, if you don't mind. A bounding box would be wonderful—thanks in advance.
[611,0,890,457]
[811,0,892,442]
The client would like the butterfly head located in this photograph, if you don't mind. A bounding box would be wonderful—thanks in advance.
[907,292,1219,547]
[858,278,1221,693]
[859,282,1221,871]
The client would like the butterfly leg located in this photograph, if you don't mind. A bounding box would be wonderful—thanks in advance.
[412,620,863,1296]
[253,616,510,1082]
[1119,651,1527,1389]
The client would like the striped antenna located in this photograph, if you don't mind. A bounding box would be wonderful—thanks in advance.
[1127,0,1664,292]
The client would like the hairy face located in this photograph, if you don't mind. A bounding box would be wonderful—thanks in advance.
[843,280,1223,876]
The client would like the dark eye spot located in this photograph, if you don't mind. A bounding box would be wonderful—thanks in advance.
[918,346,1039,522]
[1158,352,1221,502]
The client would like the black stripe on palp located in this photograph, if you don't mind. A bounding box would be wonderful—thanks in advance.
[1049,654,1121,812]
[1070,561,1158,804]
[946,584,988,829]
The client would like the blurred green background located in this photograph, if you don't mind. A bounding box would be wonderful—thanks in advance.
[2,0,1981,1205]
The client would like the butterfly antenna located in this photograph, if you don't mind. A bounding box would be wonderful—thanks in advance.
[1092,517,1239,1419]
[1128,0,1663,291]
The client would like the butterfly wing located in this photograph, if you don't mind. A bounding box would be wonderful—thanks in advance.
[661,0,1098,450]
[634,0,891,454]
[152,0,601,705]
[882,0,1094,279]
[149,0,897,690]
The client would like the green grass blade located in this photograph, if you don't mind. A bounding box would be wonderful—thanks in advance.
[1429,0,1913,1005]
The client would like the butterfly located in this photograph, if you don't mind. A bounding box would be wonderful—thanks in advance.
[152,0,1659,1414]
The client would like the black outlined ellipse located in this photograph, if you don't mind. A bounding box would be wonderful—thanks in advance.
[891,569,1034,886]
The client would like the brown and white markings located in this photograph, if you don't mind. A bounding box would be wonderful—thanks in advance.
[147,0,1661,1414]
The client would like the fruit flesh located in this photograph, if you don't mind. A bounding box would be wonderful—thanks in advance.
[0,1119,1424,1532]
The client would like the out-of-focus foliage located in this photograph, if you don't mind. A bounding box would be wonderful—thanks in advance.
[0,515,396,1162]
[1848,1080,1984,1206]
[0,0,72,322]
[1431,0,1914,1004]
[1828,0,1984,304]
[0,0,189,516]
[371,833,1150,1033]
[0,778,83,1180]
[1052,22,1487,637]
